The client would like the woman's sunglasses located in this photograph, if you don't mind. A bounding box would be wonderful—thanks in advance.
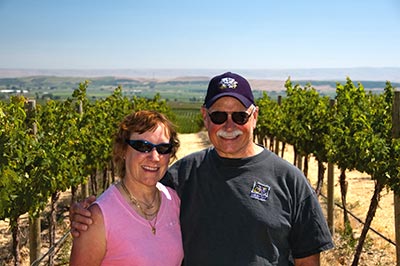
[207,106,255,125]
[125,139,173,155]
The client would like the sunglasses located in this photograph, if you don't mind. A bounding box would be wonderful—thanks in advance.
[125,139,173,155]
[207,106,255,125]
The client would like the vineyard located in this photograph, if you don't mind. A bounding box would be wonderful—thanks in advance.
[0,78,400,265]
[255,78,400,266]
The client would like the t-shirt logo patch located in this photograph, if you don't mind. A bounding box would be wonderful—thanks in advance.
[250,181,271,201]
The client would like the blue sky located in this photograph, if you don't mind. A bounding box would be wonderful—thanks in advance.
[1,0,399,69]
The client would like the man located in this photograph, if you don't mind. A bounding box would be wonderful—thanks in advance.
[71,72,334,266]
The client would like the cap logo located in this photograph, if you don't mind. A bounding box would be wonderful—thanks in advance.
[219,77,238,90]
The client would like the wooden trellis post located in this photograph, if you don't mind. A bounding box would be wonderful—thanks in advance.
[77,100,90,198]
[393,91,400,266]
[274,96,282,155]
[327,99,336,235]
[26,99,41,265]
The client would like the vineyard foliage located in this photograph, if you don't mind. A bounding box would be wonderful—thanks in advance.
[0,78,400,263]
[256,78,400,195]
[1,78,399,224]
[0,82,176,229]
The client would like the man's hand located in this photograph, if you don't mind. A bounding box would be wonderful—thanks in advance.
[69,195,96,237]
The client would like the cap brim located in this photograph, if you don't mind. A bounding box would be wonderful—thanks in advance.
[205,92,253,108]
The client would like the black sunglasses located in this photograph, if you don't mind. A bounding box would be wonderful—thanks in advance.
[125,139,173,155]
[208,106,255,125]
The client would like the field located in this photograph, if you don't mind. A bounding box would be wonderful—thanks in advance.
[169,101,203,133]
[2,75,399,104]
[0,131,398,265]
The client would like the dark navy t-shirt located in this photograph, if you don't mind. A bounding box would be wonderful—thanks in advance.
[162,147,333,266]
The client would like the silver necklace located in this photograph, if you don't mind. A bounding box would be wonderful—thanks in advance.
[120,180,160,235]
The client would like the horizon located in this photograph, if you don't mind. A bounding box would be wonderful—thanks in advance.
[1,67,400,82]
[0,1,399,70]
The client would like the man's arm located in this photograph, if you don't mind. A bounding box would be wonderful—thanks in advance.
[294,253,320,266]
[69,195,96,237]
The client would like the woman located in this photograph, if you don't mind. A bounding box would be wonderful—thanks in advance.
[70,110,183,266]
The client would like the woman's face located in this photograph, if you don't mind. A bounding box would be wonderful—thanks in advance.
[124,124,171,188]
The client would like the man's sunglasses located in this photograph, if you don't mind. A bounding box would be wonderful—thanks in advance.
[208,106,255,125]
[125,139,173,155]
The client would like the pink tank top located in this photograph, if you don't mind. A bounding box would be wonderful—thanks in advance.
[96,183,184,266]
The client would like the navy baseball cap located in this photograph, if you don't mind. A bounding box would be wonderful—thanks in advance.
[204,72,255,108]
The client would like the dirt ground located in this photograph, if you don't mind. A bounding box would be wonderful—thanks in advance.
[1,131,398,265]
[280,144,397,266]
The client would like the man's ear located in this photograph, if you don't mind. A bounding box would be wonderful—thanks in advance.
[252,106,259,130]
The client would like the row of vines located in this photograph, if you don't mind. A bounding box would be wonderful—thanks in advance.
[0,77,399,265]
[255,78,400,266]
[0,82,176,265]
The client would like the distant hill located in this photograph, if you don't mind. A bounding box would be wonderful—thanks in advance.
[0,67,399,82]
[0,68,399,101]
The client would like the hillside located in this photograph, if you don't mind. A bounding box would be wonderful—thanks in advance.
[1,67,400,81]
[1,73,399,103]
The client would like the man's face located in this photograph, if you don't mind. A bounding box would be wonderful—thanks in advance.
[201,96,258,158]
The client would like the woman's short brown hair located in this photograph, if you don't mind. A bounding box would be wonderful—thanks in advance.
[113,110,180,178]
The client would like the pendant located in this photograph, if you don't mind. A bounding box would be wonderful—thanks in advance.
[151,227,156,235]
